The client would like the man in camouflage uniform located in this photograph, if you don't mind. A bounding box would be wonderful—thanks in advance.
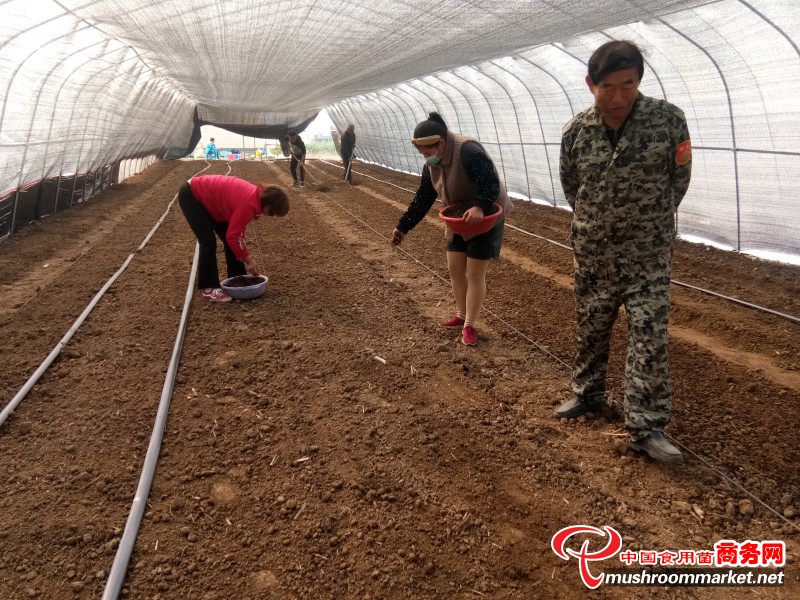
[554,41,692,463]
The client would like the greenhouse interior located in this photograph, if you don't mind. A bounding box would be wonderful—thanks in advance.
[1,1,799,599]
[1,0,798,261]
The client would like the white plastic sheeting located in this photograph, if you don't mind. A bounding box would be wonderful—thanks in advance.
[329,1,800,258]
[1,0,798,258]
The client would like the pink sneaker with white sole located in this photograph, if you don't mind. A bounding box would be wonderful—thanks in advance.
[438,315,465,329]
[461,325,478,346]
[202,288,232,303]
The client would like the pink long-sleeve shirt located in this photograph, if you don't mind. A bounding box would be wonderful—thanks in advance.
[189,175,261,260]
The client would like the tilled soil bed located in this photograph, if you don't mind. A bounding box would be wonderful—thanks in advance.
[0,158,798,599]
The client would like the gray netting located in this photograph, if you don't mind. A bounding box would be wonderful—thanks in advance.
[1,0,798,259]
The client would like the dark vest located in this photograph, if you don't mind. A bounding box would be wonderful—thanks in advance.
[428,132,511,240]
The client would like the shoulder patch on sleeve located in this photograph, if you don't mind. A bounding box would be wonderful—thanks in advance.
[562,114,581,135]
[676,140,691,165]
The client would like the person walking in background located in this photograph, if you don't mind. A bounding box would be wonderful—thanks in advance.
[554,40,692,462]
[205,137,220,160]
[178,175,289,302]
[287,130,306,188]
[340,123,356,183]
[391,112,511,347]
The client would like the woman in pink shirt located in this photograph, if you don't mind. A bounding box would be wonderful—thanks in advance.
[178,175,289,302]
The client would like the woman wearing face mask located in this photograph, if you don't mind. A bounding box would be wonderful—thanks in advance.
[391,112,511,346]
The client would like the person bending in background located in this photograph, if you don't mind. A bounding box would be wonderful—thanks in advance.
[178,175,289,302]
[340,123,356,183]
[391,112,511,347]
[205,137,220,160]
[555,40,692,462]
[287,130,306,188]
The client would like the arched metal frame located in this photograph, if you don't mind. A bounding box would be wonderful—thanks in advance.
[327,4,800,259]
[2,1,798,258]
[488,59,538,203]
[1,11,192,237]
[377,90,420,174]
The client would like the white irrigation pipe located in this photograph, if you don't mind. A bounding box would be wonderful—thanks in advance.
[317,158,416,193]
[138,196,176,250]
[1,189,184,430]
[505,223,571,250]
[102,243,198,600]
[0,253,135,427]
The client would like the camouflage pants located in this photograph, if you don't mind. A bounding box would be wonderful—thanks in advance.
[571,258,672,440]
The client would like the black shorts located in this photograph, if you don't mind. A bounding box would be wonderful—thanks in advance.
[447,221,505,260]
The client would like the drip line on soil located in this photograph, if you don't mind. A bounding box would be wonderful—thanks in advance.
[2,170,206,426]
[137,195,178,250]
[0,253,136,427]
[316,159,799,325]
[667,433,800,535]
[303,169,567,367]
[318,158,417,193]
[304,162,799,532]
[102,244,200,599]
[248,219,265,273]
[505,223,572,250]
[670,280,800,324]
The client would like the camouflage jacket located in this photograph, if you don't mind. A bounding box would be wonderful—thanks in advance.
[560,93,691,266]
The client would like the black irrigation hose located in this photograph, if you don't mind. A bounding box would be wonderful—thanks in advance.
[317,158,800,326]
[311,158,800,536]
[671,279,800,325]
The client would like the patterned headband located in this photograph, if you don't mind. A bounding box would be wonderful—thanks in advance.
[411,134,442,146]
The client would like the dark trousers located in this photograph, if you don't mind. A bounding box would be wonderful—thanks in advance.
[342,153,353,181]
[290,156,304,182]
[178,183,246,289]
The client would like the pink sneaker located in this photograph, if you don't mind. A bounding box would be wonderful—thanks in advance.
[202,288,232,303]
[438,315,465,329]
[461,325,478,346]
